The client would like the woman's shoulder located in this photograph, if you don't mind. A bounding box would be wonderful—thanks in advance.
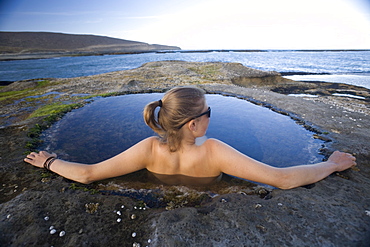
[133,136,160,149]
[142,136,161,146]
[204,138,238,156]
[205,138,227,147]
[203,138,229,152]
[146,136,161,142]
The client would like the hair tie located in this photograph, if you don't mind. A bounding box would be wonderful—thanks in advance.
[158,99,163,107]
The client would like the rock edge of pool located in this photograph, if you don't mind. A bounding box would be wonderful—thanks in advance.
[1,61,369,246]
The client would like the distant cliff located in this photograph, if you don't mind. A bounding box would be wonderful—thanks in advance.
[0,32,181,60]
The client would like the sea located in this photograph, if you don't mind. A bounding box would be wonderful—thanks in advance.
[0,50,370,89]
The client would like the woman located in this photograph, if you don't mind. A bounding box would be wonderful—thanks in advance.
[24,86,356,189]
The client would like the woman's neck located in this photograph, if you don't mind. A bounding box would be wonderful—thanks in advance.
[180,138,196,151]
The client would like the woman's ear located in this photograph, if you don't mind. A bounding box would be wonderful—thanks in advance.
[188,120,197,132]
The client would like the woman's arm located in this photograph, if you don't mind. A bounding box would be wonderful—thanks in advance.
[24,137,155,184]
[209,139,356,189]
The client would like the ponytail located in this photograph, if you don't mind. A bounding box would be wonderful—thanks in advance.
[143,100,164,136]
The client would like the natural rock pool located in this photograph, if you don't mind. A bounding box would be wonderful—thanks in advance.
[40,93,326,169]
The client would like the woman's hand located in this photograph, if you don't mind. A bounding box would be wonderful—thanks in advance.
[24,151,57,169]
[327,151,357,172]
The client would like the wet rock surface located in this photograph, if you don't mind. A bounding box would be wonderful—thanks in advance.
[1,61,370,246]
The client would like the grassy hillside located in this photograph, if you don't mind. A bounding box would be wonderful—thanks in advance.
[0,32,180,55]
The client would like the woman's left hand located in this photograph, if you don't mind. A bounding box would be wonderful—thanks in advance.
[24,151,57,168]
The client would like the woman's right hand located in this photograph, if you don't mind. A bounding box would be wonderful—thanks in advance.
[327,151,357,172]
[24,151,57,169]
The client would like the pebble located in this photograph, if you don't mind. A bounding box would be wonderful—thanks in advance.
[117,211,121,216]
[50,229,57,235]
[6,214,11,219]
[85,203,99,214]
[278,203,283,206]
[49,226,55,230]
[255,203,262,209]
[365,210,370,216]
[59,231,65,237]
[133,243,140,247]
[117,218,122,223]
[131,214,137,220]
[221,198,227,203]
[132,232,137,238]
[44,216,49,221]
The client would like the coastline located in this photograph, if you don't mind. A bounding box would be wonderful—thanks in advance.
[0,61,369,246]
[0,50,174,61]
[2,49,369,62]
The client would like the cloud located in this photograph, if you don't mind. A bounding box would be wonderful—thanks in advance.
[2,0,369,49]
[121,0,370,49]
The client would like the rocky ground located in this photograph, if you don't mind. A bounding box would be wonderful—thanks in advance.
[0,61,369,246]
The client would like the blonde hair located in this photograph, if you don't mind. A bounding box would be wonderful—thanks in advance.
[144,86,205,152]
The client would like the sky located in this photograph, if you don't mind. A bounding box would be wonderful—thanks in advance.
[0,0,370,50]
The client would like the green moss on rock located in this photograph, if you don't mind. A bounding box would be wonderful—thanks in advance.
[25,102,84,152]
[27,102,81,119]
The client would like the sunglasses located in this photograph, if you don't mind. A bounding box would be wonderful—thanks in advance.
[178,107,211,129]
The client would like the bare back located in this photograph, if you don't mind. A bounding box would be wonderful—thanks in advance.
[146,137,222,179]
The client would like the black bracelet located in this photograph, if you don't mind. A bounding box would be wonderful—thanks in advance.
[43,157,54,170]
[46,158,57,171]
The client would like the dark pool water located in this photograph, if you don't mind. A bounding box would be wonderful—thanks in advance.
[41,93,325,167]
